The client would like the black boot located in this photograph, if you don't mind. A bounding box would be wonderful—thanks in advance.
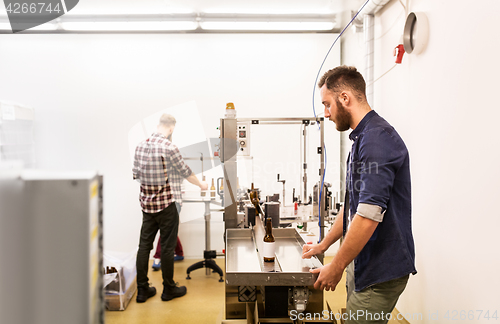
[136,285,156,303]
[161,285,187,301]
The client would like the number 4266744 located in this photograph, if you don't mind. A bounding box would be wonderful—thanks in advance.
[6,3,61,14]
[443,310,498,321]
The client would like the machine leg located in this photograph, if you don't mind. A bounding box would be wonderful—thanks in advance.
[186,259,224,282]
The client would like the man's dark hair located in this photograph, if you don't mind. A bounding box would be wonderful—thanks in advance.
[318,66,367,102]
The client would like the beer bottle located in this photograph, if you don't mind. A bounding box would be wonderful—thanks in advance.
[250,183,255,200]
[250,183,260,216]
[210,178,216,198]
[263,217,275,262]
[201,176,206,197]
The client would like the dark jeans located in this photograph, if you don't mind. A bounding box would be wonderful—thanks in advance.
[136,203,180,290]
[154,206,183,259]
[154,236,184,259]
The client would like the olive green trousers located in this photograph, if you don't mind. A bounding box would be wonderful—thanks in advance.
[345,262,409,324]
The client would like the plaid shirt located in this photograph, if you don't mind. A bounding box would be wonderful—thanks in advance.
[133,132,192,213]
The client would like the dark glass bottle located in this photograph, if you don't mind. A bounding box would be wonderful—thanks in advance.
[263,217,275,262]
[250,183,259,216]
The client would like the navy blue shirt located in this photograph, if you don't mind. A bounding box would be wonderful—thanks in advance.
[346,110,416,291]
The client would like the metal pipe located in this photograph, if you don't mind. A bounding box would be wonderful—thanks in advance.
[236,117,319,123]
[364,14,375,107]
[353,0,392,107]
[353,0,393,26]
[318,118,325,262]
[205,201,211,275]
[283,184,286,207]
[303,124,308,201]
[200,152,204,178]
[340,132,348,204]
[339,0,391,203]
[184,157,218,160]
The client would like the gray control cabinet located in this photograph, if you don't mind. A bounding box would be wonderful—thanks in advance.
[0,171,104,324]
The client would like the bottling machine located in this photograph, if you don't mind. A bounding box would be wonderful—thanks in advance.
[219,116,337,323]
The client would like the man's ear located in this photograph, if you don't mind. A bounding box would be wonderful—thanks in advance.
[339,91,350,106]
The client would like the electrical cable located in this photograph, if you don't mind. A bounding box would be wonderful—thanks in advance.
[312,0,370,243]
[367,63,397,86]
[374,9,404,41]
[312,0,370,120]
[398,0,406,11]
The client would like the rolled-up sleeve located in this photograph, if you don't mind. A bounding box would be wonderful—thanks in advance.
[357,203,384,222]
[168,144,192,178]
[356,128,407,214]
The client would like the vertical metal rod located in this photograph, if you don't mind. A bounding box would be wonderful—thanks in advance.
[319,120,325,230]
[303,124,308,201]
[283,185,286,207]
[299,126,303,200]
[205,201,211,275]
[340,132,347,204]
[319,118,325,263]
[364,14,375,107]
[200,153,204,178]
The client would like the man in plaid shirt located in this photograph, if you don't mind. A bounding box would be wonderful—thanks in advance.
[133,114,208,303]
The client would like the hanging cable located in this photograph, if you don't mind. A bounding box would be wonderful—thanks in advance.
[367,63,397,87]
[398,0,406,11]
[312,0,370,120]
[312,0,370,243]
[374,9,404,41]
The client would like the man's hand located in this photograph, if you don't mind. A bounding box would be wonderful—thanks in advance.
[302,243,324,259]
[310,262,343,291]
[199,181,208,191]
[186,174,209,190]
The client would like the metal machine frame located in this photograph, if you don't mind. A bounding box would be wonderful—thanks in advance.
[220,117,332,322]
[220,117,326,236]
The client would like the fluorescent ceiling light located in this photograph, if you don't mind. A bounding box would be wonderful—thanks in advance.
[200,21,335,31]
[0,20,56,31]
[1,13,336,32]
[160,8,194,15]
[60,21,198,31]
[204,9,334,15]
[31,23,58,31]
[65,8,194,15]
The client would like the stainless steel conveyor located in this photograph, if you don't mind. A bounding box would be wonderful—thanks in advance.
[225,216,322,286]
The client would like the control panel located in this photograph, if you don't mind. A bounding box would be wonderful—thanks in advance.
[237,121,250,156]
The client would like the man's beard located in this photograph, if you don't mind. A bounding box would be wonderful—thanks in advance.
[334,98,351,132]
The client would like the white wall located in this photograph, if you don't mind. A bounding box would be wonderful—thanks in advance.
[342,0,500,322]
[0,33,340,258]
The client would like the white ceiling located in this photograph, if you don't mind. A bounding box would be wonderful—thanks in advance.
[66,0,351,15]
[0,0,367,31]
[0,0,361,16]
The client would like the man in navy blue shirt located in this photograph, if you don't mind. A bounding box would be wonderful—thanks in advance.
[303,66,416,323]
